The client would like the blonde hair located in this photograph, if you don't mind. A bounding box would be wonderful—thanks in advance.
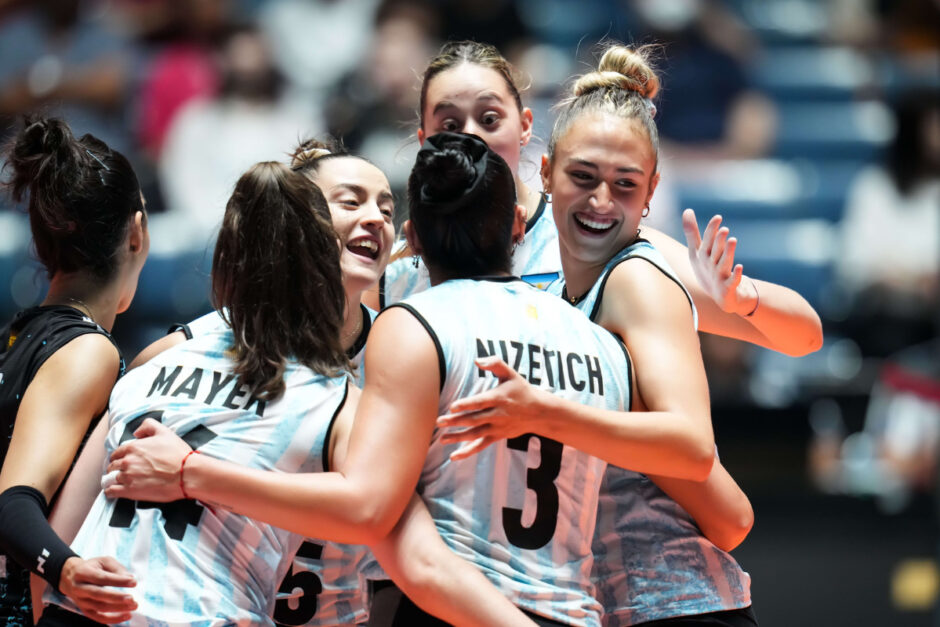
[549,44,661,168]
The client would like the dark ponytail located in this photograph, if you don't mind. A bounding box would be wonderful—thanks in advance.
[3,116,144,280]
[407,132,516,278]
[212,161,349,400]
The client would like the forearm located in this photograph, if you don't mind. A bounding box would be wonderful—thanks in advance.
[0,486,78,590]
[538,395,714,481]
[648,460,753,551]
[735,277,823,356]
[373,494,536,627]
[182,454,399,545]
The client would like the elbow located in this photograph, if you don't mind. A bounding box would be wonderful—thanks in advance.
[783,317,824,357]
[336,495,399,546]
[712,504,754,552]
[688,448,715,483]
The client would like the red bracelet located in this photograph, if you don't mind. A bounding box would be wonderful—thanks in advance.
[180,450,200,500]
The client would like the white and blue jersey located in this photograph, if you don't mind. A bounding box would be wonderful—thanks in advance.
[393,277,632,626]
[174,308,376,627]
[550,239,752,626]
[379,197,561,306]
[46,326,350,627]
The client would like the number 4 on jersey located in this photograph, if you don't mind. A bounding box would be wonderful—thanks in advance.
[108,410,218,540]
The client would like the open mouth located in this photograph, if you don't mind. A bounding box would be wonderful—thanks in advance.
[346,236,380,261]
[574,213,617,235]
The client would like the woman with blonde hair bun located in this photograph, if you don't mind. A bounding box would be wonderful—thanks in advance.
[441,44,763,626]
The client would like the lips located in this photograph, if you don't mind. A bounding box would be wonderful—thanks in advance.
[346,236,380,260]
[574,213,617,235]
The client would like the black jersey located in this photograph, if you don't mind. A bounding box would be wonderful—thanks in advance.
[0,305,123,627]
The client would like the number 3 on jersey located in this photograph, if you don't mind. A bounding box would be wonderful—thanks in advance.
[108,410,218,540]
[274,541,324,627]
[502,434,564,549]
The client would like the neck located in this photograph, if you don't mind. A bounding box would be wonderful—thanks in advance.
[340,286,365,351]
[515,178,539,222]
[558,246,607,304]
[43,273,120,331]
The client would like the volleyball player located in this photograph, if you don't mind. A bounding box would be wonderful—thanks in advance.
[102,133,721,625]
[125,138,395,627]
[0,117,147,625]
[375,40,822,358]
[439,45,762,626]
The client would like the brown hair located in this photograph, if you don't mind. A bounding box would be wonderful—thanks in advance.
[549,44,661,169]
[212,161,349,400]
[419,40,525,128]
[3,116,144,280]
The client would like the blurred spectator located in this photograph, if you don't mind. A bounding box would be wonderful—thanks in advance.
[0,0,137,157]
[156,24,320,251]
[326,0,440,203]
[834,90,939,358]
[258,0,381,101]
[625,0,778,162]
[135,0,232,161]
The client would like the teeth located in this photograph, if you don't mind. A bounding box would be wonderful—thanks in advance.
[349,238,378,252]
[575,215,614,231]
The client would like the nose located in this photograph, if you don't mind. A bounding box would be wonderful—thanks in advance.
[359,201,385,230]
[461,119,480,136]
[589,182,614,211]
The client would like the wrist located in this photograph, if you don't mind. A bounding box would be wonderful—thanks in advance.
[736,276,760,317]
[180,450,201,500]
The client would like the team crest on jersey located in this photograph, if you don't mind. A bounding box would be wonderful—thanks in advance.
[521,272,560,290]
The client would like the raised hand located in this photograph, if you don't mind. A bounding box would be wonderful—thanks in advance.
[681,208,758,317]
[58,555,137,624]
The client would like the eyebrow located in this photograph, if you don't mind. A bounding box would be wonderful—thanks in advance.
[568,158,645,175]
[333,183,394,203]
[431,91,506,116]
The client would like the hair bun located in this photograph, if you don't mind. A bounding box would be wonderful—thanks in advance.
[572,45,659,101]
[414,132,490,212]
[290,138,333,170]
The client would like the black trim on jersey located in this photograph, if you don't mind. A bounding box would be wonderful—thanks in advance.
[347,304,372,359]
[465,274,526,285]
[609,331,635,409]
[378,272,388,311]
[525,194,547,234]
[167,322,193,340]
[587,241,695,323]
[384,304,446,393]
[322,381,351,474]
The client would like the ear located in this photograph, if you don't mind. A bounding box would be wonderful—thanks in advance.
[128,211,145,253]
[645,171,661,208]
[403,219,422,255]
[519,107,534,147]
[539,154,552,195]
[417,128,426,146]
[511,203,527,244]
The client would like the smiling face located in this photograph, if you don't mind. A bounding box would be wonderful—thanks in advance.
[543,112,659,269]
[418,63,532,177]
[311,157,395,294]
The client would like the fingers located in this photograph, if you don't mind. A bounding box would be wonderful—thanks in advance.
[87,557,137,586]
[681,208,702,249]
[729,264,744,291]
[133,417,164,439]
[439,424,490,444]
[437,408,494,430]
[717,236,737,275]
[446,391,501,416]
[700,214,723,255]
[474,356,517,382]
[449,436,498,461]
[710,227,730,264]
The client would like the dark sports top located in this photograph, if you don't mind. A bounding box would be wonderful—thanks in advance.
[0,305,124,471]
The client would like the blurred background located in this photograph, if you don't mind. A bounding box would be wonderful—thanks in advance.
[0,0,937,624]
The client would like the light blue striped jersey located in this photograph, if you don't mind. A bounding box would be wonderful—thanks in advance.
[177,308,375,627]
[379,197,562,307]
[394,277,632,626]
[47,327,349,627]
[549,239,751,625]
